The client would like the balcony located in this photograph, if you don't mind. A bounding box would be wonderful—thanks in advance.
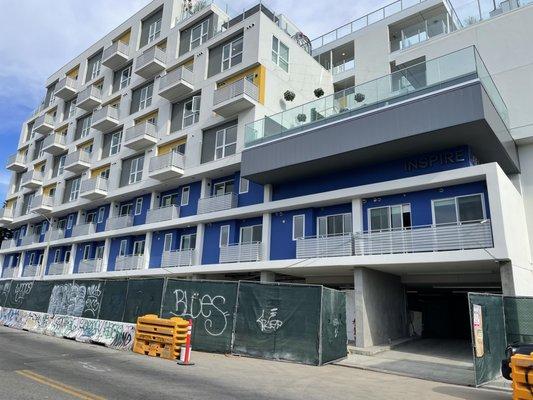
[92,105,120,132]
[213,78,259,118]
[6,153,27,172]
[0,207,14,224]
[158,66,194,101]
[1,239,16,250]
[146,205,179,225]
[64,150,91,173]
[162,249,195,267]
[20,234,39,246]
[48,262,69,276]
[242,46,519,184]
[124,122,157,150]
[22,264,39,278]
[294,221,493,259]
[134,46,166,79]
[102,41,130,69]
[115,255,144,271]
[1,267,17,278]
[105,215,133,231]
[30,194,55,214]
[46,228,65,241]
[34,113,55,134]
[71,222,96,237]
[219,242,262,263]
[42,133,67,155]
[77,86,102,111]
[78,258,104,274]
[55,76,78,100]
[197,192,237,214]
[80,176,108,200]
[20,170,44,189]
[148,151,185,180]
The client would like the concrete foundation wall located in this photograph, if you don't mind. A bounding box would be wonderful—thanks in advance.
[354,267,407,348]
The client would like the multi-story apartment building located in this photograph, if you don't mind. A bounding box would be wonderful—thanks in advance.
[1,0,533,349]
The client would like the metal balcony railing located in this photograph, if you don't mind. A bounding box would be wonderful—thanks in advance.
[159,66,194,91]
[103,41,129,61]
[20,234,39,246]
[30,194,55,211]
[213,78,259,106]
[0,207,14,221]
[78,85,102,104]
[162,249,195,267]
[146,205,180,224]
[65,150,91,166]
[46,228,65,241]
[295,220,494,259]
[1,267,17,278]
[92,105,119,124]
[43,133,67,148]
[125,121,157,142]
[136,46,166,70]
[78,258,104,274]
[105,215,134,231]
[6,153,26,167]
[219,242,262,263]
[197,192,238,214]
[22,264,39,277]
[1,239,16,250]
[48,262,69,276]
[115,255,144,271]
[55,76,78,94]
[80,176,108,195]
[34,113,55,129]
[149,152,185,173]
[71,222,96,237]
[21,170,44,186]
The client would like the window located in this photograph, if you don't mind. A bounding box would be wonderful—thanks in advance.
[58,219,66,230]
[119,65,132,89]
[64,250,71,263]
[37,254,44,266]
[240,225,262,244]
[85,212,95,224]
[221,36,243,71]
[139,84,153,110]
[219,225,230,247]
[215,126,237,160]
[239,178,249,194]
[161,195,173,207]
[190,19,209,50]
[133,240,145,255]
[81,114,92,138]
[97,207,105,223]
[100,169,110,179]
[40,222,47,235]
[369,204,412,232]
[148,18,162,43]
[272,36,290,72]
[180,234,196,250]
[119,240,128,257]
[53,250,61,263]
[292,215,305,240]
[65,98,77,120]
[91,58,101,80]
[67,215,74,229]
[120,204,132,216]
[135,198,143,215]
[95,246,104,260]
[129,155,144,184]
[163,233,173,252]
[433,194,485,225]
[182,96,201,128]
[29,253,35,265]
[110,131,122,155]
[58,155,66,176]
[181,186,190,206]
[83,245,91,260]
[317,213,352,237]
[213,180,234,196]
[69,177,81,202]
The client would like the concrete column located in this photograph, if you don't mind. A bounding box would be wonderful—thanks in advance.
[143,232,153,269]
[200,178,211,198]
[0,254,5,278]
[351,198,363,233]
[261,213,271,261]
[353,267,407,348]
[263,184,273,203]
[260,271,275,283]
[109,201,120,218]
[195,223,205,265]
[101,238,111,273]
[500,261,533,296]
[150,191,158,209]
[67,244,77,274]
[16,251,25,278]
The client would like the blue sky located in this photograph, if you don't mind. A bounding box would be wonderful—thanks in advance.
[0,0,393,201]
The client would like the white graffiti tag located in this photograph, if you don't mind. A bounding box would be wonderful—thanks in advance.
[256,308,283,333]
[12,282,34,305]
[84,284,102,317]
[171,289,229,336]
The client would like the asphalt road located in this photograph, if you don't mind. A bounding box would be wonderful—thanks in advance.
[0,326,510,400]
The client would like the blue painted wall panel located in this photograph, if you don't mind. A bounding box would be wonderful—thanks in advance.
[150,226,198,268]
[107,234,146,271]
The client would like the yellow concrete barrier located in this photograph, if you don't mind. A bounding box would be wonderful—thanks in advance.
[133,315,189,361]
[511,353,533,400]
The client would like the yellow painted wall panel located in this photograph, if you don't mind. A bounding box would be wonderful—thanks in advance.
[66,65,79,79]
[90,165,110,178]
[116,29,131,44]
[157,139,186,155]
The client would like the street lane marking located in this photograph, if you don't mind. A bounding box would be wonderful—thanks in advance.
[15,369,106,400]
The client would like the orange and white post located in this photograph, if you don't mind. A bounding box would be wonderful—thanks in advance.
[178,319,194,366]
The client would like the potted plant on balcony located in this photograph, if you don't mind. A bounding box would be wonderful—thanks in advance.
[297,113,307,123]
[354,92,366,103]
[284,90,296,102]
[314,88,324,98]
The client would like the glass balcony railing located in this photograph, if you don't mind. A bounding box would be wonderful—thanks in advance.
[452,0,533,28]
[245,46,510,148]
